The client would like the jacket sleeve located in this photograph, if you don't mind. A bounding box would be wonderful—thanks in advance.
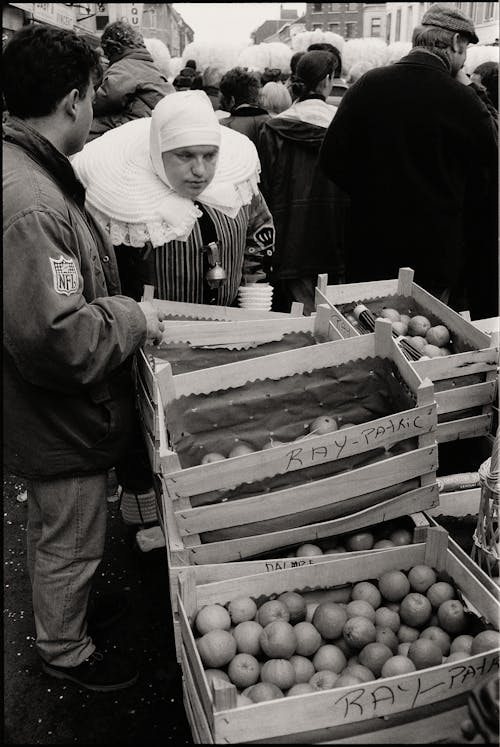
[242,191,275,282]
[93,63,137,117]
[3,208,147,394]
[319,82,361,193]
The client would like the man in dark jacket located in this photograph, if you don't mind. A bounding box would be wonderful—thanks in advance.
[320,4,498,319]
[88,20,174,142]
[2,24,163,691]
[219,67,270,147]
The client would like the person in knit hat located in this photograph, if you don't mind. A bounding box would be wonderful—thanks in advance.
[87,20,174,142]
[320,3,498,319]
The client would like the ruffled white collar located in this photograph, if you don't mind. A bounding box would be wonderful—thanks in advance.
[279,99,337,129]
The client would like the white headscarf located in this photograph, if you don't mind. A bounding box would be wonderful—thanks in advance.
[72,91,260,247]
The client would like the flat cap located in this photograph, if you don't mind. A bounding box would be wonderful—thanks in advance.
[422,3,479,44]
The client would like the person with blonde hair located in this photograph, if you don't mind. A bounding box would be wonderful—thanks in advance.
[259,81,292,116]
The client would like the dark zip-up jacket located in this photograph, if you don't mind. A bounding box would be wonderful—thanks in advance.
[220,105,271,147]
[258,116,348,281]
[3,117,147,478]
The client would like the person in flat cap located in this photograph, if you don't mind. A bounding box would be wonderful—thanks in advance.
[320,2,498,320]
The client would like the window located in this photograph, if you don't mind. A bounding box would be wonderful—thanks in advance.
[406,6,413,39]
[328,3,342,11]
[386,12,392,42]
[395,8,401,41]
[370,17,381,37]
[313,22,324,30]
[484,2,495,19]
[312,3,323,12]
[345,21,357,38]
[329,21,340,32]
[347,3,358,10]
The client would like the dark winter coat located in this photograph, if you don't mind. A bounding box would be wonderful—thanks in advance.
[3,117,147,479]
[220,105,271,147]
[319,50,498,316]
[258,116,348,282]
[88,47,174,141]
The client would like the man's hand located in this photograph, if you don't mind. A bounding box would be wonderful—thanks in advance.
[137,301,164,344]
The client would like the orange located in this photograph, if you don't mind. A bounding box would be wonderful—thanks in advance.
[380,308,401,322]
[246,682,284,702]
[260,659,296,690]
[309,415,338,434]
[446,650,470,662]
[228,596,258,625]
[359,642,393,676]
[408,565,437,594]
[351,581,382,609]
[287,683,314,696]
[289,654,316,684]
[346,532,374,552]
[386,602,401,613]
[259,621,297,659]
[279,591,307,623]
[343,616,377,650]
[197,629,237,668]
[408,639,442,670]
[334,672,363,688]
[375,606,400,632]
[236,694,253,706]
[437,600,467,635]
[398,642,411,656]
[232,620,263,656]
[376,626,399,654]
[389,528,413,546]
[204,669,230,687]
[398,624,420,643]
[227,653,260,689]
[195,603,231,635]
[312,602,347,639]
[426,325,450,347]
[344,663,375,683]
[332,636,356,659]
[426,581,455,608]
[296,543,323,557]
[378,570,411,602]
[408,315,431,337]
[470,630,500,655]
[257,599,290,627]
[419,626,451,655]
[450,635,474,655]
[309,670,339,691]
[312,644,347,674]
[381,655,416,677]
[346,600,376,622]
[294,621,322,656]
[373,539,396,549]
[399,593,433,628]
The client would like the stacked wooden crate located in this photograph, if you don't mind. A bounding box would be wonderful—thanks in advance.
[177,526,500,744]
[134,313,440,660]
[315,267,499,445]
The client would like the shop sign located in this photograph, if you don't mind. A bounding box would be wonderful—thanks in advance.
[32,3,75,29]
[116,3,143,28]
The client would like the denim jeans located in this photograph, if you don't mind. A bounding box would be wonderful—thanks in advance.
[26,473,108,667]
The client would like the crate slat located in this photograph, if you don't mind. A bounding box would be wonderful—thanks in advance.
[437,413,492,443]
[435,379,496,415]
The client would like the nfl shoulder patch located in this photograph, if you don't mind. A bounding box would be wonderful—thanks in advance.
[50,255,79,296]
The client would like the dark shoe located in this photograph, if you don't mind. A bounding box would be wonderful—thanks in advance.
[42,650,138,692]
[87,592,130,633]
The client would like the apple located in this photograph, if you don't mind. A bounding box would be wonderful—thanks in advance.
[296,543,323,557]
[408,315,431,337]
[309,415,338,435]
[422,344,442,358]
[400,314,411,327]
[426,325,450,347]
[262,438,286,449]
[379,308,401,322]
[392,321,408,336]
[438,347,452,356]
[201,452,226,464]
[229,442,255,458]
[405,335,426,350]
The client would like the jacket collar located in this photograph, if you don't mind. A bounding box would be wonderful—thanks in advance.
[398,48,450,73]
[230,104,269,117]
[3,116,86,207]
[109,46,154,65]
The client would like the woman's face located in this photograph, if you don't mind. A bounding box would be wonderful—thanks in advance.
[161,145,219,198]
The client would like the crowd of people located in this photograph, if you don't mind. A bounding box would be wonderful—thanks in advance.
[2,3,498,695]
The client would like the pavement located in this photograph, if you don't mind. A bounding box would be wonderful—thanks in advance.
[4,471,193,745]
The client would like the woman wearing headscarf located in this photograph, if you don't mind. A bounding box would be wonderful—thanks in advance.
[72,90,275,526]
[258,50,348,314]
[87,20,174,143]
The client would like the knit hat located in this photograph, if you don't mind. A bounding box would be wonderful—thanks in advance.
[71,91,260,248]
[421,4,479,44]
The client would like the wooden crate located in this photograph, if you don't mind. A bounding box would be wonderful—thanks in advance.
[315,268,499,445]
[137,320,439,552]
[159,499,429,663]
[177,526,500,744]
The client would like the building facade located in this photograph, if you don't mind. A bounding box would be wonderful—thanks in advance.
[251,8,299,45]
[362,3,386,39]
[141,3,193,56]
[386,2,498,45]
[303,3,364,39]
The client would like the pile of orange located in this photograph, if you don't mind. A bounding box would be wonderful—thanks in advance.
[280,524,414,559]
[192,564,500,704]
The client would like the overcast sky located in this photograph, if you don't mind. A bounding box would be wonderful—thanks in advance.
[172,3,307,45]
